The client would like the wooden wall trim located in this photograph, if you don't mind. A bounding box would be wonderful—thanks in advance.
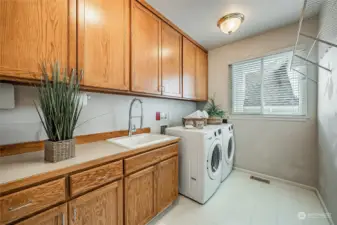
[0,128,151,157]
[136,0,208,53]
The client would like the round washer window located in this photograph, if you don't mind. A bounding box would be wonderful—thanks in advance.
[211,144,221,173]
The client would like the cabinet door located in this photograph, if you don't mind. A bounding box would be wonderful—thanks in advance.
[196,48,208,101]
[0,0,76,80]
[125,166,156,225]
[131,1,161,95]
[69,180,123,225]
[161,23,182,97]
[182,37,197,99]
[16,204,67,225]
[79,0,129,90]
[156,156,178,213]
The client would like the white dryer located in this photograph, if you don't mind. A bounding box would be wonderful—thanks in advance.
[221,124,235,181]
[207,124,235,182]
[166,126,223,204]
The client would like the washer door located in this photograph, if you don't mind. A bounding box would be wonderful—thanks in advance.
[225,134,235,164]
[207,139,222,180]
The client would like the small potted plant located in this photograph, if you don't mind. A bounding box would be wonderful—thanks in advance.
[204,96,227,125]
[34,62,83,162]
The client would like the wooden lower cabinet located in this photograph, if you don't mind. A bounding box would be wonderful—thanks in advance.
[68,180,123,225]
[125,156,179,225]
[125,166,156,225]
[0,178,66,224]
[16,204,67,225]
[3,144,179,225]
[156,156,178,213]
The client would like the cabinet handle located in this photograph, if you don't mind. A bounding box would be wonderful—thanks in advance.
[80,69,84,82]
[8,200,32,212]
[61,213,65,225]
[73,208,77,222]
[97,175,107,181]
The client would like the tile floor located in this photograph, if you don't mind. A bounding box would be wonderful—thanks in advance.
[150,170,331,225]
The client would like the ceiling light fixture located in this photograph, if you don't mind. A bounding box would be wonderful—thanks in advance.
[217,13,244,35]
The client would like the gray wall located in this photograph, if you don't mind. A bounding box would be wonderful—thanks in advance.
[318,1,337,223]
[207,20,318,187]
[0,85,196,145]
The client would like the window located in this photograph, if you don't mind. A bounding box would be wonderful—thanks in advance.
[231,51,307,116]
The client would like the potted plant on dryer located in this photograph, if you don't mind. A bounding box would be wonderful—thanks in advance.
[34,62,83,162]
[204,96,227,124]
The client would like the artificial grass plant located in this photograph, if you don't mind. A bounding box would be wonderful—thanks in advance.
[34,62,83,142]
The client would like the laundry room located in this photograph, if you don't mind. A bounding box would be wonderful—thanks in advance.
[0,0,336,225]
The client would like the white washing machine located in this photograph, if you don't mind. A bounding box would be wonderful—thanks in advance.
[207,124,235,182]
[166,126,223,204]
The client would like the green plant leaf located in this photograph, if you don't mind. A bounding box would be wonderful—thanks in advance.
[34,62,83,142]
[204,95,226,118]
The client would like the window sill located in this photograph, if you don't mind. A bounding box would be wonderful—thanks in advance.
[229,115,311,122]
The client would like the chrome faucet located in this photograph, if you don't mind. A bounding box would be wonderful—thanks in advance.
[128,98,143,137]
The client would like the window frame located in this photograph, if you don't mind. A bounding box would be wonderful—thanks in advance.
[229,50,308,118]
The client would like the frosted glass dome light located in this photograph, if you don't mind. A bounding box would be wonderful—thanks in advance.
[217,13,244,34]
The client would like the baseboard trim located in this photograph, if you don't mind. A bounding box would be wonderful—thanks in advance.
[147,198,178,225]
[233,167,316,191]
[234,167,335,225]
[314,188,335,225]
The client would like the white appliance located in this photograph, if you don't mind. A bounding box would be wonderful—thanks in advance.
[221,124,235,181]
[207,124,235,182]
[166,126,223,204]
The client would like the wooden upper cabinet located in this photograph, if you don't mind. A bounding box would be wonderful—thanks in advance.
[161,23,182,97]
[69,180,123,225]
[196,49,208,101]
[156,156,178,213]
[0,0,76,80]
[79,0,130,90]
[182,37,197,99]
[125,166,156,225]
[16,204,67,225]
[131,1,161,95]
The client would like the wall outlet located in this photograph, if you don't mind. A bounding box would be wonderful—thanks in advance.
[156,112,169,121]
[160,112,169,120]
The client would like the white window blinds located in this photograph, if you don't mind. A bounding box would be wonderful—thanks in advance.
[231,51,307,116]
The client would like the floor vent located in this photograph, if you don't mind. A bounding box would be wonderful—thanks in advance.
[250,176,270,184]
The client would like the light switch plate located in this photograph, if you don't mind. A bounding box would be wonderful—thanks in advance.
[160,112,169,120]
[0,83,15,109]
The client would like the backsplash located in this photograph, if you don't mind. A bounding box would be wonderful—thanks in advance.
[0,85,196,145]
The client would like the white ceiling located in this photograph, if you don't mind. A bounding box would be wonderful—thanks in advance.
[146,0,308,50]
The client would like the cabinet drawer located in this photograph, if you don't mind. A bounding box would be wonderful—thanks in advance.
[0,178,66,224]
[70,160,123,197]
[16,203,67,225]
[125,144,178,175]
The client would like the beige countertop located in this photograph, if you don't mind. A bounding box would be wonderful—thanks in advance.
[0,141,128,185]
[0,136,179,192]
